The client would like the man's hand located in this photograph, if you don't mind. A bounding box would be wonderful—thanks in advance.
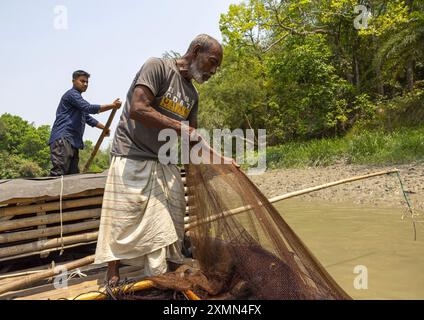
[190,128,239,168]
[188,126,202,142]
[99,98,122,113]
[112,98,122,109]
[96,123,111,136]
[222,155,240,168]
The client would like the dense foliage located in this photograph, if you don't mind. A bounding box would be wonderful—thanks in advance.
[0,113,110,178]
[197,0,424,144]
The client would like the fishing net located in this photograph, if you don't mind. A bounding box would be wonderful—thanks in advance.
[146,164,351,300]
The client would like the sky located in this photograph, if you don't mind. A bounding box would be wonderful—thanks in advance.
[0,0,240,148]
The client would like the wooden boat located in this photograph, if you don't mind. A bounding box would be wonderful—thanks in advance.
[0,167,391,300]
[0,170,195,300]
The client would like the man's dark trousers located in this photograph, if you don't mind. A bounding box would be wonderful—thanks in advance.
[50,138,80,176]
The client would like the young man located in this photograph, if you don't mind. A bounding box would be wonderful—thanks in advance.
[49,70,122,176]
[94,34,237,285]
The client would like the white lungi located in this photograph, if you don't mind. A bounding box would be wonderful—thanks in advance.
[94,156,185,276]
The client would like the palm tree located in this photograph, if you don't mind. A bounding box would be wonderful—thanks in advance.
[375,10,424,92]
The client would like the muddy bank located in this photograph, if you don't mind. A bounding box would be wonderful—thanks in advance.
[249,163,424,211]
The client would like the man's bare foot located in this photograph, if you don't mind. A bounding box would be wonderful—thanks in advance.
[106,260,120,287]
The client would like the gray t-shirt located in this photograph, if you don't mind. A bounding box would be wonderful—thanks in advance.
[111,57,198,160]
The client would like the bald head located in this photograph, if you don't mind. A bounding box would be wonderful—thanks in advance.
[184,34,223,84]
[186,34,223,56]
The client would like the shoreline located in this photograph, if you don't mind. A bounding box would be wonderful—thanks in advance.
[249,163,424,211]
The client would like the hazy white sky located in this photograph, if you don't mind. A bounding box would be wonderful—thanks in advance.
[0,0,239,147]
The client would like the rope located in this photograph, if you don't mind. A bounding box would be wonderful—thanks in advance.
[59,175,65,255]
[67,268,87,280]
[394,171,418,241]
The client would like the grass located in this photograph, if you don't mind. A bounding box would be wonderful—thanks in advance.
[263,126,424,169]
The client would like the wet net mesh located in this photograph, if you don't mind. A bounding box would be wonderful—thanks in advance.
[148,164,350,300]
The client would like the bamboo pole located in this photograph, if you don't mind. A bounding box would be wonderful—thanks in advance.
[0,208,101,232]
[83,109,117,173]
[0,255,95,295]
[0,271,49,286]
[0,196,103,218]
[266,169,399,203]
[0,260,106,283]
[184,169,400,230]
[0,232,98,259]
[0,241,98,263]
[0,220,100,244]
[8,266,141,300]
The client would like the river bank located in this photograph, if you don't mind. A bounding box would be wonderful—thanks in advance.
[250,162,424,212]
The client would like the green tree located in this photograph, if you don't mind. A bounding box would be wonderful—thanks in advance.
[0,113,50,178]
[197,0,424,144]
[266,34,357,139]
[0,151,43,179]
[373,8,424,92]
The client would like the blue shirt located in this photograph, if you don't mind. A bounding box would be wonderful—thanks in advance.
[49,88,101,149]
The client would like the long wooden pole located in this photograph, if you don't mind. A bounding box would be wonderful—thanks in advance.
[266,169,399,203]
[83,109,117,173]
[185,169,399,230]
[0,196,103,218]
[0,255,95,295]
[0,241,98,263]
[0,232,98,259]
[0,220,100,244]
[0,208,101,232]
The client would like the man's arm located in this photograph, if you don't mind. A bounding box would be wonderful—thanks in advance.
[95,122,111,136]
[187,101,198,129]
[85,114,111,136]
[99,98,122,113]
[129,85,192,136]
[68,91,121,114]
[85,113,99,127]
[130,85,238,166]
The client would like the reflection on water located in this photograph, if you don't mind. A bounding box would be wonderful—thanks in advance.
[275,198,424,299]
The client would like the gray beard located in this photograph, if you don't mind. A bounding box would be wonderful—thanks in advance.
[189,62,205,84]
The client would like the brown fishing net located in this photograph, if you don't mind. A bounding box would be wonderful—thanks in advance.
[148,164,350,300]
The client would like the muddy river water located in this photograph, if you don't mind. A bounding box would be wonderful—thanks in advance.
[274,198,424,299]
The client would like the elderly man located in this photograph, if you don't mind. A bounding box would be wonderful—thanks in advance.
[94,34,235,285]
